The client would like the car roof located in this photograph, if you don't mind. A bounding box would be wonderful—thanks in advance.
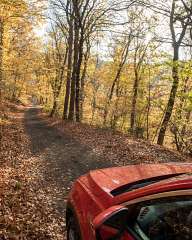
[81,163,192,207]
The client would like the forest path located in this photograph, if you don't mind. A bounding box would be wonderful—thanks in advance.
[24,107,114,233]
[2,104,190,239]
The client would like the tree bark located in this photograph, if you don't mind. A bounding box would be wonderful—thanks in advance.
[157,46,179,145]
[68,3,79,121]
[103,40,130,125]
[75,34,84,122]
[146,69,151,140]
[157,0,189,145]
[50,46,68,118]
[130,70,139,131]
[63,12,73,120]
[50,93,57,117]
[80,40,90,121]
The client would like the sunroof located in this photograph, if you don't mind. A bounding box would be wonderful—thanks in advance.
[111,173,186,196]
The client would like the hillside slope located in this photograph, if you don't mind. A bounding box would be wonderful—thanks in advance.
[44,114,191,166]
[0,103,191,240]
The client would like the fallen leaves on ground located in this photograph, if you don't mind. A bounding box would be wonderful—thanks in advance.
[0,103,65,240]
[1,104,191,240]
[43,115,192,165]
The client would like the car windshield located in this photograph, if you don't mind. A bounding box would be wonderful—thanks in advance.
[134,197,192,240]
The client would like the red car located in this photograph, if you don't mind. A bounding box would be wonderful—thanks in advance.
[66,163,192,240]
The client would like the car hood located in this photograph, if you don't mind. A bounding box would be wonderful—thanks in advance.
[79,163,192,206]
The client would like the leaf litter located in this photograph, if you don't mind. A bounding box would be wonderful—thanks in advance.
[0,103,191,240]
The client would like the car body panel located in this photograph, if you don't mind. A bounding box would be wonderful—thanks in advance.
[67,163,192,239]
[99,226,134,240]
[86,163,192,194]
[93,205,127,228]
[68,180,103,239]
[113,175,192,204]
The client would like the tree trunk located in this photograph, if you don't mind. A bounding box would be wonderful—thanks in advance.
[75,34,84,122]
[50,95,57,117]
[130,70,139,131]
[63,15,73,120]
[80,42,90,120]
[110,81,120,129]
[68,0,80,121]
[50,57,67,118]
[0,19,4,99]
[68,2,79,121]
[146,68,151,140]
[103,42,130,126]
[157,46,179,145]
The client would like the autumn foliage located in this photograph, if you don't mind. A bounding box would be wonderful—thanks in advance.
[0,1,192,238]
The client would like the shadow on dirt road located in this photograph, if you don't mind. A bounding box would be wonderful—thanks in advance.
[24,107,114,223]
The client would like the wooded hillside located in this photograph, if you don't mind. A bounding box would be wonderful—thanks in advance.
[1,0,191,155]
[0,1,192,239]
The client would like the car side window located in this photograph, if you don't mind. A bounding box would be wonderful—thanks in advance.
[104,210,129,229]
[133,197,192,240]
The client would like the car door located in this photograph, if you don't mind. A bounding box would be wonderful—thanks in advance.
[125,194,192,240]
[94,192,192,240]
[98,225,135,240]
[95,206,139,240]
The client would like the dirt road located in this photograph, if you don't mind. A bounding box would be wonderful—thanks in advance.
[2,105,189,239]
[24,107,114,238]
